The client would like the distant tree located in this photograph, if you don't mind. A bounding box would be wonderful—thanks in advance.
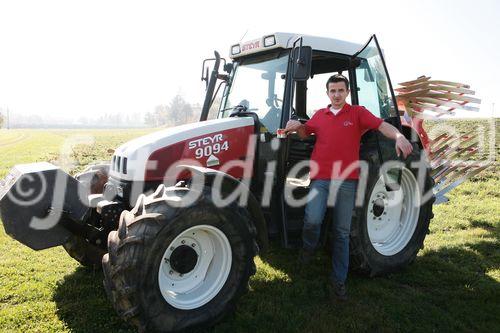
[131,112,142,125]
[154,105,170,126]
[144,111,157,126]
[191,103,202,122]
[147,96,195,127]
[181,102,194,124]
[168,94,190,126]
[0,111,4,128]
[111,113,123,126]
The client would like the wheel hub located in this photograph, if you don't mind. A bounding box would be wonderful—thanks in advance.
[372,197,386,217]
[169,245,198,274]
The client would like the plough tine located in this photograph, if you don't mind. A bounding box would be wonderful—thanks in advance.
[431,132,477,157]
[434,163,492,203]
[427,80,470,88]
[398,76,431,86]
[414,97,480,111]
[434,162,464,185]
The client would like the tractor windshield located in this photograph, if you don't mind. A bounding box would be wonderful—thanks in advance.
[219,52,289,133]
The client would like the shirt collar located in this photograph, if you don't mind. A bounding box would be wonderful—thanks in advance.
[322,103,350,115]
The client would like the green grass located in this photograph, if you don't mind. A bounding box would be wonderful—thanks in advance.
[0,122,498,333]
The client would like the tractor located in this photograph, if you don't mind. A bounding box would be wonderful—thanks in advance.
[0,33,483,332]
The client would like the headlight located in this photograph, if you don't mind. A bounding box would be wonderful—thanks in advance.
[231,44,241,55]
[263,35,276,47]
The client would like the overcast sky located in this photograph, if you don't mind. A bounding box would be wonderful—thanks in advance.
[0,0,498,119]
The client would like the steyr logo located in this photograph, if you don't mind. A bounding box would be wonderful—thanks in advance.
[242,40,260,52]
[188,133,229,159]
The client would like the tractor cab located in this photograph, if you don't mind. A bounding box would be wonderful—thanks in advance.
[200,33,404,246]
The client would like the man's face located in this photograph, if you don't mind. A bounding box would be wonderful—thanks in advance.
[327,81,349,109]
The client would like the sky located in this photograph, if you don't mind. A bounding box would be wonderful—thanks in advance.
[0,0,499,120]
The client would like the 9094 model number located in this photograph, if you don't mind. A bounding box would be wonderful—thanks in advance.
[188,134,229,159]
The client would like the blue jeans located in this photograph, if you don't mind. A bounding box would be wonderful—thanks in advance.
[302,179,357,284]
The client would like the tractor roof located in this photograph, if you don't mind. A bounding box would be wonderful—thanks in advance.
[229,32,364,59]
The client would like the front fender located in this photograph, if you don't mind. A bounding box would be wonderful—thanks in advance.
[180,165,268,253]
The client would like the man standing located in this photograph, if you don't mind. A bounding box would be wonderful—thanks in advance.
[284,74,413,301]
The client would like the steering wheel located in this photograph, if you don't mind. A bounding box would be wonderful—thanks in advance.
[290,112,309,124]
[229,106,258,117]
[274,97,283,108]
[266,94,283,109]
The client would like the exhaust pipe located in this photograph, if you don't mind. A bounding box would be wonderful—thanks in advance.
[0,162,90,250]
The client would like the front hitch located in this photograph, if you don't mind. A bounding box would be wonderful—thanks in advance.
[0,162,90,250]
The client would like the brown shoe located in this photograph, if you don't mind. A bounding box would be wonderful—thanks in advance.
[328,280,348,302]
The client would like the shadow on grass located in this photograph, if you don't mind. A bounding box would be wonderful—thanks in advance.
[470,218,497,231]
[53,234,499,333]
[209,236,500,332]
[53,266,134,333]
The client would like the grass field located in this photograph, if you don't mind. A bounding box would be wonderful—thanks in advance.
[0,121,498,332]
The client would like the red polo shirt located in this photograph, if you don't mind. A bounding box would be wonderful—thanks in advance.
[305,103,383,180]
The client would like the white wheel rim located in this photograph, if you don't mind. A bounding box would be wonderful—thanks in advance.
[158,225,232,310]
[367,168,421,256]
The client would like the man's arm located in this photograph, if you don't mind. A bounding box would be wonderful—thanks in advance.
[284,120,309,139]
[378,122,413,158]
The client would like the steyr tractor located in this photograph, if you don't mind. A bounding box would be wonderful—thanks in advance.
[0,33,483,332]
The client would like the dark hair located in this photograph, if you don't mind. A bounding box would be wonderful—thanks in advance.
[326,74,349,90]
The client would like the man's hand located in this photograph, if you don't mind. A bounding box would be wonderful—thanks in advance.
[284,120,303,133]
[378,122,413,159]
[395,134,413,158]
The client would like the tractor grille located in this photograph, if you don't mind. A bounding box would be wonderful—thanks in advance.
[112,155,128,174]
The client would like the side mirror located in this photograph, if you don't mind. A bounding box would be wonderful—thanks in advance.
[201,55,227,88]
[292,46,312,81]
[223,62,233,74]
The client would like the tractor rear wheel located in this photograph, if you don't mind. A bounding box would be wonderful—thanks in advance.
[102,185,258,332]
[62,165,109,269]
[62,235,106,270]
[350,144,435,276]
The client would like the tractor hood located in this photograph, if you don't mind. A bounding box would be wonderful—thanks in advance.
[110,117,255,182]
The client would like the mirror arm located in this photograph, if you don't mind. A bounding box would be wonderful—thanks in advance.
[200,51,221,121]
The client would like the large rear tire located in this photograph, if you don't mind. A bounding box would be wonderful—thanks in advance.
[62,164,110,269]
[102,185,258,332]
[350,144,435,276]
[62,235,106,270]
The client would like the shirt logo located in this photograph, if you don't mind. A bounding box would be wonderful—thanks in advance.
[343,120,353,127]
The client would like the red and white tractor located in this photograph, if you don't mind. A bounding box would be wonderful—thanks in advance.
[0,33,484,332]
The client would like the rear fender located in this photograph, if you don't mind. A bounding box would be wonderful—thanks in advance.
[401,117,430,152]
[401,124,428,156]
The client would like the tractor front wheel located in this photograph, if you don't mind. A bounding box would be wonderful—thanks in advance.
[102,185,258,332]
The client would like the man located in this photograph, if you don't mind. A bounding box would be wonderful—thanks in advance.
[284,74,413,301]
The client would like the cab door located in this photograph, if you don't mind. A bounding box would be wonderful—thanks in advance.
[352,35,401,124]
[352,35,403,188]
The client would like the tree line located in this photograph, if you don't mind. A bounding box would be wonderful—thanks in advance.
[0,93,221,129]
[145,94,200,127]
